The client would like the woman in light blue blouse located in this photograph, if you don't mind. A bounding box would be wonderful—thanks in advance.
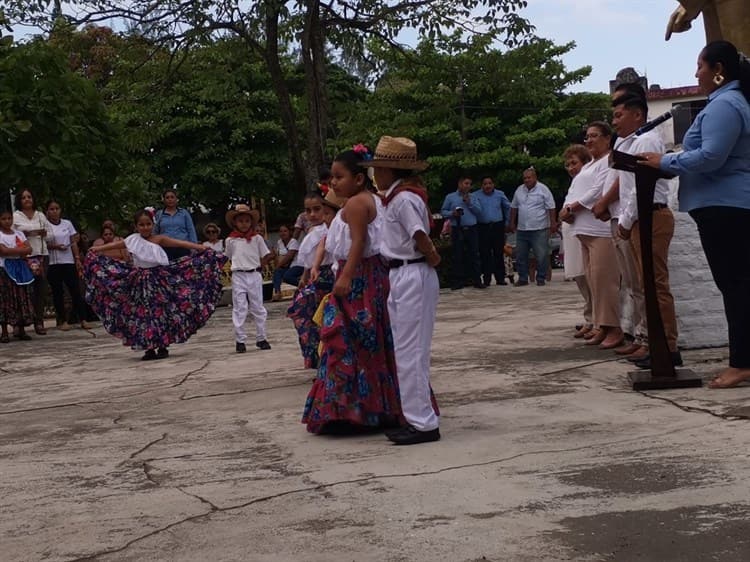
[640,41,750,389]
[153,188,198,261]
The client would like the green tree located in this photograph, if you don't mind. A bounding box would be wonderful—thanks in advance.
[336,36,611,202]
[0,37,121,225]
[6,0,533,193]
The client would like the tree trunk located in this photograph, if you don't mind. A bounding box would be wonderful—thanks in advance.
[301,0,329,187]
[255,1,310,194]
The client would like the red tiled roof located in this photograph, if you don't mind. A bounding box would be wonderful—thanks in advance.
[647,86,702,100]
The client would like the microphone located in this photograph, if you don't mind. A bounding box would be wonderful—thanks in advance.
[635,105,682,136]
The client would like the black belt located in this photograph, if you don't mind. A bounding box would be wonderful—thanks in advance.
[652,203,668,210]
[234,267,262,273]
[388,257,427,269]
[478,221,504,225]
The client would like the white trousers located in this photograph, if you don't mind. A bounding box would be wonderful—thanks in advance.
[611,219,645,341]
[388,262,440,431]
[231,271,267,343]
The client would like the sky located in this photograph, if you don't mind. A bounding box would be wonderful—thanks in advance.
[519,0,707,93]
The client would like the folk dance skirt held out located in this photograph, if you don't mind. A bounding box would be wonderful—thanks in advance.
[84,250,227,350]
[302,256,403,433]
[286,265,334,369]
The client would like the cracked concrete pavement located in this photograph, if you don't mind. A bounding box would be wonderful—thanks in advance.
[3,271,750,562]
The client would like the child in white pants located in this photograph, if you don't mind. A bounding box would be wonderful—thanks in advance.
[224,204,272,353]
[364,136,442,446]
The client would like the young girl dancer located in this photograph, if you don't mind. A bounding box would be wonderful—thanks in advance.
[85,208,226,360]
[286,189,345,369]
[301,146,402,434]
[0,208,35,342]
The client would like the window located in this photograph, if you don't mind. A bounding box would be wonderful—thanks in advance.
[672,100,707,145]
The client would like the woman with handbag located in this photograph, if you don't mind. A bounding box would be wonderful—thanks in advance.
[13,188,52,335]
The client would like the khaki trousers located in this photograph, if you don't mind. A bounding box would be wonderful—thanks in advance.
[577,235,620,329]
[574,275,593,325]
[630,208,678,351]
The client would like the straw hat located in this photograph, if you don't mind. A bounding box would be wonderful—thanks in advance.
[323,189,347,210]
[225,204,260,228]
[359,136,428,171]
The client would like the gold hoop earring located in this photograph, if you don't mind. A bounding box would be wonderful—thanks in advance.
[713,74,725,86]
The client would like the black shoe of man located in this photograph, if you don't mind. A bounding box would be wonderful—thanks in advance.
[497,280,508,286]
[236,342,246,353]
[156,347,169,359]
[387,424,440,445]
[634,351,684,370]
[256,340,272,350]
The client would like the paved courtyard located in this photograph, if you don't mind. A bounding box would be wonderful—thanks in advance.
[2,272,750,561]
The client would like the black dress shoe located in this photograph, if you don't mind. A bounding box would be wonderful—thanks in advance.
[236,342,247,353]
[141,349,157,361]
[497,280,508,286]
[156,347,169,359]
[387,425,441,445]
[256,340,272,350]
[634,351,683,370]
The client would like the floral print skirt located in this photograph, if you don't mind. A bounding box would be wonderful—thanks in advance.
[84,250,227,350]
[0,267,34,327]
[302,256,403,433]
[286,265,334,369]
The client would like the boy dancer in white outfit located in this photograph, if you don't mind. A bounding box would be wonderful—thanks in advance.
[224,204,272,353]
[363,136,442,445]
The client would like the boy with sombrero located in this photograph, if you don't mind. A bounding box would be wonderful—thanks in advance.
[225,204,272,352]
[362,136,442,445]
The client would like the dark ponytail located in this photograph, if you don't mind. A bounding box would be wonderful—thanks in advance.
[702,40,750,102]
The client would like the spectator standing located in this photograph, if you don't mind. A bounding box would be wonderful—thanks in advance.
[153,188,198,261]
[44,199,90,331]
[440,176,485,290]
[13,188,52,334]
[508,168,557,286]
[561,144,594,337]
[476,176,511,286]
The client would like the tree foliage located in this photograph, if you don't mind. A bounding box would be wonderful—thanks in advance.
[5,0,533,193]
[0,36,121,223]
[336,36,611,201]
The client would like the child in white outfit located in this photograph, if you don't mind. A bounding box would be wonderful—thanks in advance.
[224,204,272,353]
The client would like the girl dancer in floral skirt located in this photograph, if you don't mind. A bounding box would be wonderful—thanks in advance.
[85,208,226,360]
[287,189,345,369]
[302,146,403,434]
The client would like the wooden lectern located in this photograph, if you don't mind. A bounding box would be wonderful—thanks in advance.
[611,151,702,391]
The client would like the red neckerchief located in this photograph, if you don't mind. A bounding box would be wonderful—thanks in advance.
[228,229,256,241]
[383,180,434,229]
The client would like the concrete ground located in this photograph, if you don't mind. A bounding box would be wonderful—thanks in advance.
[2,271,750,562]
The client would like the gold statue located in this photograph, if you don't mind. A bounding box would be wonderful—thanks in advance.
[666,1,750,53]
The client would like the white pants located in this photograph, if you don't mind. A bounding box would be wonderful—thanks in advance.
[231,271,267,343]
[388,263,440,431]
[611,219,645,341]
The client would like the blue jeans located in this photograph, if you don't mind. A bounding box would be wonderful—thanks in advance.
[272,266,304,292]
[515,229,549,283]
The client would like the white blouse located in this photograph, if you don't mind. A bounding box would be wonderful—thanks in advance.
[293,224,329,268]
[47,219,78,265]
[0,229,26,268]
[124,234,169,268]
[13,210,52,256]
[325,194,383,262]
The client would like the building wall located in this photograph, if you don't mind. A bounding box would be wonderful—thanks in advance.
[648,95,706,149]
[665,179,728,349]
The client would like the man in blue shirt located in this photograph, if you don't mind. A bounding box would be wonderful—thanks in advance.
[476,176,511,286]
[440,176,485,290]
